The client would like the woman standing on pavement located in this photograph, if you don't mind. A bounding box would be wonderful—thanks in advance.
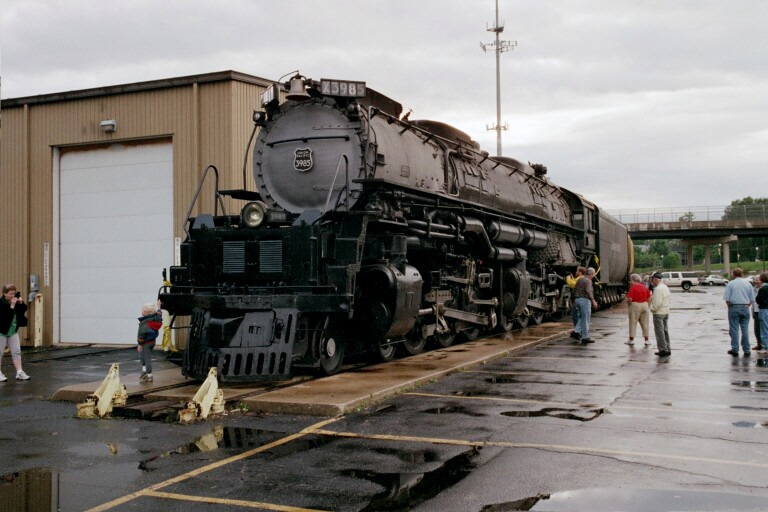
[0,283,31,381]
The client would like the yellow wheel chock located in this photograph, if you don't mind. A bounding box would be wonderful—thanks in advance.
[76,363,128,418]
[179,367,225,424]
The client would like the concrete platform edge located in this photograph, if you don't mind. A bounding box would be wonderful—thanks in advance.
[242,329,568,417]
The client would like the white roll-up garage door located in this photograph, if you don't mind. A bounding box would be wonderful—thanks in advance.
[58,142,173,344]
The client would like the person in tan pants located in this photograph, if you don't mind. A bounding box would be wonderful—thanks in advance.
[625,273,651,346]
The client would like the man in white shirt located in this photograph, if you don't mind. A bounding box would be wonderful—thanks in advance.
[649,272,671,357]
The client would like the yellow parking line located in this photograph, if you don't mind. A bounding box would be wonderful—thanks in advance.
[145,490,328,511]
[312,428,768,469]
[404,391,768,418]
[85,418,339,512]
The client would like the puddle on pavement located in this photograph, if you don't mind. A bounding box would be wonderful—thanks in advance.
[343,447,479,511]
[423,405,486,417]
[139,427,333,471]
[731,404,768,411]
[369,446,441,464]
[486,376,523,384]
[731,380,768,390]
[480,488,768,511]
[500,407,604,422]
[732,420,768,428]
[3,427,332,510]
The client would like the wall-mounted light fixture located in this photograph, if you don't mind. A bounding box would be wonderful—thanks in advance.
[100,119,117,133]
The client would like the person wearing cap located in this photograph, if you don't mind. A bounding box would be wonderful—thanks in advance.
[723,267,754,356]
[572,266,599,344]
[648,272,671,357]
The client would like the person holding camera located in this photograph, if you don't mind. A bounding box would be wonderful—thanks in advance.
[0,283,31,381]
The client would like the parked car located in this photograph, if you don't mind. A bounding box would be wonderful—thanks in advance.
[660,271,700,291]
[699,274,729,286]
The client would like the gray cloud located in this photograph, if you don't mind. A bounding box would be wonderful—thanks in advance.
[2,0,766,210]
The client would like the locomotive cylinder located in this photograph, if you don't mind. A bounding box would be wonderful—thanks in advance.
[485,220,549,249]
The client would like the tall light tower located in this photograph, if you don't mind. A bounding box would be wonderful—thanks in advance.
[480,0,516,157]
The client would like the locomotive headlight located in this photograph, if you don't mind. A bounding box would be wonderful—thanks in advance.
[241,201,268,228]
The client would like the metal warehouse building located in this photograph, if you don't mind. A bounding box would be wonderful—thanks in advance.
[1,71,275,347]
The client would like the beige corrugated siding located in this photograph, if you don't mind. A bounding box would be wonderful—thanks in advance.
[0,72,272,346]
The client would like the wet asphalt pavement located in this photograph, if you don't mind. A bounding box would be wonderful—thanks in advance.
[2,285,768,512]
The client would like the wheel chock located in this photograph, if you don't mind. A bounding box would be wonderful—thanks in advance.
[76,363,128,418]
[179,367,225,424]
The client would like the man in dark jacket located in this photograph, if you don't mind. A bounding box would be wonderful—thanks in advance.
[755,272,768,354]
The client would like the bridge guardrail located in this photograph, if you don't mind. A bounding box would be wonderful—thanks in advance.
[608,205,768,224]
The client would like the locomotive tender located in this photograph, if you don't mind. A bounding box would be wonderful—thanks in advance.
[160,74,632,382]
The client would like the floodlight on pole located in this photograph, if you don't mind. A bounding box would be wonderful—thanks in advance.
[480,0,516,157]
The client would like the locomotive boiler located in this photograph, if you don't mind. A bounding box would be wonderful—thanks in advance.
[160,74,632,382]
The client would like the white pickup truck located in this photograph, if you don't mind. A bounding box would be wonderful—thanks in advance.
[660,271,700,291]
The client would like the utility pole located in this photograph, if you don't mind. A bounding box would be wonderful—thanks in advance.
[480,0,516,157]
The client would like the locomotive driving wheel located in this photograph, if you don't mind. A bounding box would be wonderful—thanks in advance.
[311,316,344,376]
[432,319,456,348]
[529,282,545,326]
[375,339,397,362]
[402,327,427,355]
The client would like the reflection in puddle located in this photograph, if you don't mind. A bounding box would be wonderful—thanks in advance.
[0,467,56,512]
[138,426,298,472]
[482,488,768,511]
[501,407,604,422]
[342,447,479,511]
[732,421,768,428]
[423,405,486,417]
[369,446,441,464]
[731,404,768,411]
[731,380,768,390]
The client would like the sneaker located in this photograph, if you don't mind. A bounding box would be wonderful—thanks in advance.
[727,350,739,356]
[624,340,634,346]
[644,340,651,346]
[140,371,147,380]
[15,370,30,381]
[744,352,751,357]
[581,338,595,344]
[0,372,6,382]
[140,373,153,383]
[569,331,581,340]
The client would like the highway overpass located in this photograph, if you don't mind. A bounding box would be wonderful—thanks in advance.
[609,205,768,273]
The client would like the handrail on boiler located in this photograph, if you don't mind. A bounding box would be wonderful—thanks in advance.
[324,154,349,213]
[182,165,228,238]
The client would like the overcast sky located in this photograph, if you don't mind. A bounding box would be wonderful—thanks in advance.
[2,0,766,211]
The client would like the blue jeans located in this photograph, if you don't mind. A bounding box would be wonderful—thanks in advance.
[574,297,592,339]
[571,302,581,329]
[728,305,751,352]
[759,309,768,349]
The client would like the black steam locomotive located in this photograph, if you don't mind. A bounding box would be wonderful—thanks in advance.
[160,74,632,382]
